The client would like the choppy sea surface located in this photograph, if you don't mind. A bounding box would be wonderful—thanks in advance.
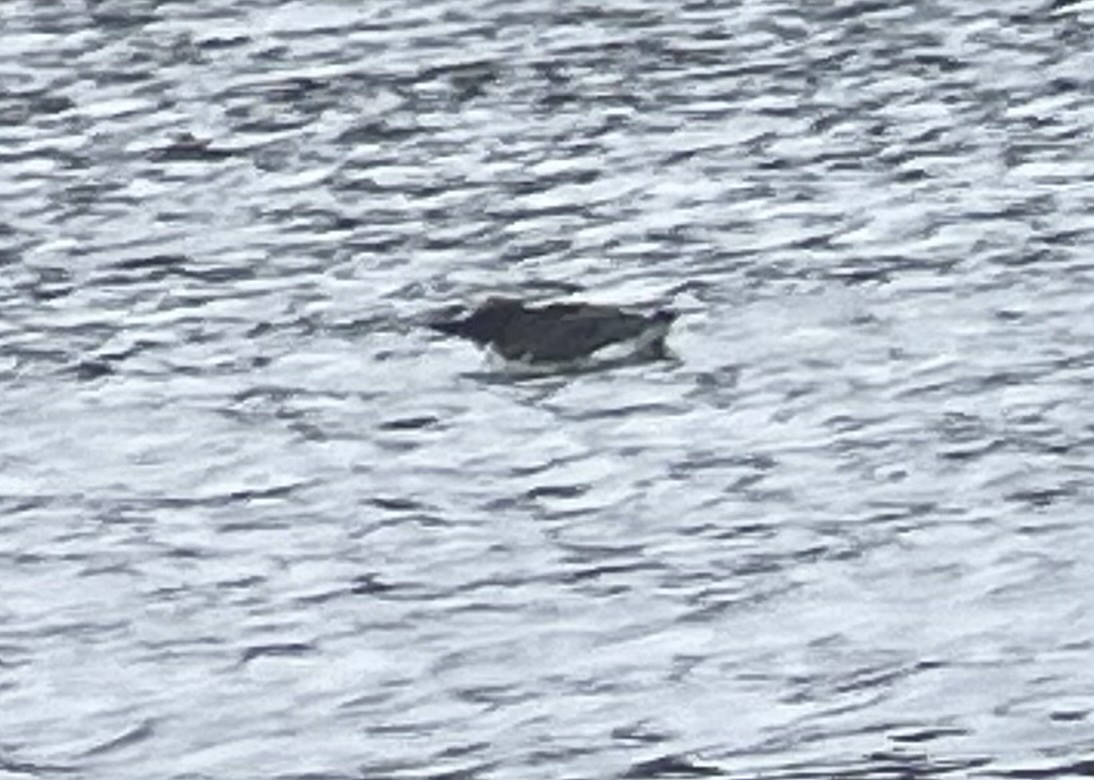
[4,1,1094,778]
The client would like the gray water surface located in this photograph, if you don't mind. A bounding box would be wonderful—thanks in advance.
[3,1,1094,778]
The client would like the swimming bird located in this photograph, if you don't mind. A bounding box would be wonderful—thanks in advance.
[430,297,677,364]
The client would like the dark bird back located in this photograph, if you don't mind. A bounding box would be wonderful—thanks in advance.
[430,297,676,363]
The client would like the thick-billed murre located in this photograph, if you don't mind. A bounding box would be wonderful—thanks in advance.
[430,297,677,364]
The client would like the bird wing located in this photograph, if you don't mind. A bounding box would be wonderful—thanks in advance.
[503,306,650,362]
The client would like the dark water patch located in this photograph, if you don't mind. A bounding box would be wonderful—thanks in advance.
[226,74,336,114]
[418,59,501,103]
[679,584,773,624]
[17,265,74,302]
[907,52,968,75]
[0,496,56,516]
[521,745,601,769]
[217,575,266,590]
[195,32,252,51]
[147,132,237,163]
[446,573,555,601]
[5,346,71,371]
[453,682,530,707]
[226,109,319,136]
[353,762,446,780]
[307,312,400,339]
[159,544,206,564]
[559,401,686,421]
[498,236,573,264]
[559,559,665,585]
[53,179,134,215]
[982,247,1060,269]
[0,90,75,124]
[378,415,442,431]
[338,232,410,254]
[82,719,157,757]
[1048,708,1088,722]
[679,520,778,541]
[370,495,431,512]
[87,6,160,32]
[525,483,589,501]
[70,359,116,381]
[349,573,397,596]
[1005,486,1076,508]
[95,338,170,363]
[103,253,188,280]
[34,617,132,641]
[100,483,315,513]
[228,385,353,416]
[259,206,358,233]
[240,642,317,664]
[335,118,422,145]
[0,754,79,776]
[998,758,1094,779]
[502,166,601,195]
[623,754,722,778]
[1037,226,1090,247]
[421,227,495,253]
[669,451,777,480]
[173,262,260,284]
[937,440,1005,462]
[296,582,375,605]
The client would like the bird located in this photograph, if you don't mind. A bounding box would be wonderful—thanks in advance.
[429,297,677,364]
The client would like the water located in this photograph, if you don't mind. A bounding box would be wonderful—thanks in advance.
[3,0,1094,777]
